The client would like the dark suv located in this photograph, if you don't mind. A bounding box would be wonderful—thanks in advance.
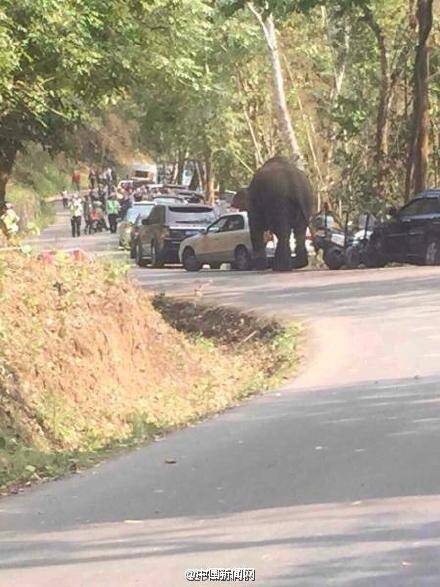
[135,204,216,267]
[368,189,440,266]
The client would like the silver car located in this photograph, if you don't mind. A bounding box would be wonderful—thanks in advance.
[118,202,155,248]
[179,212,314,272]
[179,212,254,271]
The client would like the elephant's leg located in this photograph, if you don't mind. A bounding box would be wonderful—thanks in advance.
[292,210,309,269]
[249,209,267,270]
[273,216,292,272]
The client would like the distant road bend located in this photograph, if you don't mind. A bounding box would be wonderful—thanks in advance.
[2,205,440,586]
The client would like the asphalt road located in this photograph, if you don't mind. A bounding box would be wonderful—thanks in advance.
[2,207,440,586]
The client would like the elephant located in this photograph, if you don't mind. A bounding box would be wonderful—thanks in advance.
[244,156,316,271]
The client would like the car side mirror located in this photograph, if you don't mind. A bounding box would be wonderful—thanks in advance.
[141,217,149,226]
[388,206,397,217]
[200,227,208,235]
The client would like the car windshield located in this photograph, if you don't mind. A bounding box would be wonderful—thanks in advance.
[125,205,153,223]
[168,207,215,225]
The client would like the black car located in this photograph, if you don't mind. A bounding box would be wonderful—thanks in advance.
[368,189,440,266]
[136,204,216,267]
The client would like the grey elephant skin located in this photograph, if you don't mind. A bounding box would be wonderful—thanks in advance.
[238,157,316,271]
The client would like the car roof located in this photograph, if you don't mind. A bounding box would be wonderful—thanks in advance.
[154,195,184,200]
[417,189,440,198]
[159,203,213,210]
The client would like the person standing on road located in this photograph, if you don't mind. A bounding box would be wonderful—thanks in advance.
[83,195,92,235]
[1,203,20,239]
[69,193,83,237]
[106,193,120,234]
[61,190,69,209]
[88,168,97,190]
[105,165,113,197]
[71,169,81,192]
[119,192,131,219]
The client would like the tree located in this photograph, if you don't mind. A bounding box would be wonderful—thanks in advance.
[0,0,142,205]
[219,0,324,166]
[247,3,303,166]
[406,0,434,198]
[359,0,416,198]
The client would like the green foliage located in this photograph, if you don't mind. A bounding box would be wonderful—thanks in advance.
[0,0,437,211]
[0,0,145,187]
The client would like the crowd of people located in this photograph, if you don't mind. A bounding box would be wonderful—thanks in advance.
[64,190,125,238]
[64,164,202,238]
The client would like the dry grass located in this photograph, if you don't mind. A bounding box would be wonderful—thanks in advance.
[0,253,299,493]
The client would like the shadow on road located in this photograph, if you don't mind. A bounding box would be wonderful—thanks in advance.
[2,373,440,527]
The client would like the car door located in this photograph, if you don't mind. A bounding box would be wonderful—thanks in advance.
[406,197,440,262]
[200,217,230,262]
[141,205,163,257]
[384,199,424,262]
[220,215,247,263]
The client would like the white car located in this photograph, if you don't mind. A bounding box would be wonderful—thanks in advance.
[179,212,313,272]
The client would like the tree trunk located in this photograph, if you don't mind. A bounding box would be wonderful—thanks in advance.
[282,54,323,198]
[406,0,433,199]
[248,4,303,168]
[361,5,391,197]
[205,153,215,204]
[176,150,186,185]
[0,141,18,208]
[236,73,264,167]
[321,6,350,196]
[189,161,200,191]
[170,161,177,183]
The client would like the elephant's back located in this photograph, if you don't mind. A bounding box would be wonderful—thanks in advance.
[249,158,313,203]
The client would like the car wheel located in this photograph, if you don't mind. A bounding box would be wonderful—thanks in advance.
[345,246,360,269]
[425,238,440,266]
[234,246,252,271]
[323,246,345,270]
[364,243,386,268]
[182,247,202,272]
[136,242,149,267]
[151,241,164,268]
[210,262,221,270]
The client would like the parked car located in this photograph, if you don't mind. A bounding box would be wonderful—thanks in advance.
[179,212,314,272]
[130,211,151,259]
[153,195,186,206]
[118,202,155,248]
[175,190,205,204]
[136,204,216,267]
[367,189,440,267]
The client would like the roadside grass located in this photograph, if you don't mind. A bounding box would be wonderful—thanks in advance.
[7,145,71,234]
[0,254,300,494]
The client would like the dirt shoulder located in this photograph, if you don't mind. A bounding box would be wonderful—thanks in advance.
[0,253,300,495]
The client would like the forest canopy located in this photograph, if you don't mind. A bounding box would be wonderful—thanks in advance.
[0,0,438,213]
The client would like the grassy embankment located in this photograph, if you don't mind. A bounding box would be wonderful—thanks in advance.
[0,253,300,494]
[7,146,73,233]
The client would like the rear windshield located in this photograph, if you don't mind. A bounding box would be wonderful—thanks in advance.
[125,205,153,222]
[168,207,215,224]
[154,197,183,205]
